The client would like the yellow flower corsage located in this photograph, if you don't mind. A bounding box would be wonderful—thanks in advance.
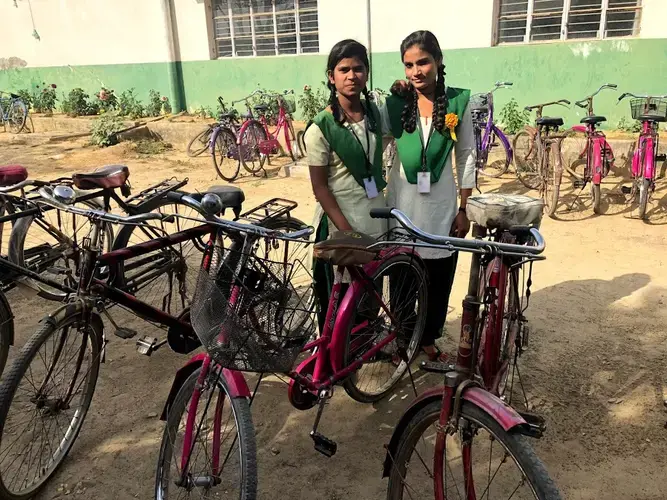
[445,113,459,141]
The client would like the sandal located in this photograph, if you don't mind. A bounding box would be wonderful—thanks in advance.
[421,345,449,363]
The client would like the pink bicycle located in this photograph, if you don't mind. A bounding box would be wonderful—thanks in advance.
[237,89,303,175]
[617,92,667,219]
[154,194,428,498]
[566,84,617,214]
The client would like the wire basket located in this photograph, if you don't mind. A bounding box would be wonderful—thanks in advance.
[470,93,489,111]
[281,94,297,114]
[630,98,667,120]
[190,233,316,373]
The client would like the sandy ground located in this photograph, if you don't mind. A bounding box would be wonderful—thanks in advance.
[0,129,666,500]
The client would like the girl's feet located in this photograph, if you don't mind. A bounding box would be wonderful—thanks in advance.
[421,344,448,362]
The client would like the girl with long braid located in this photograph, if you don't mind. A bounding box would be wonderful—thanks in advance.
[383,30,476,361]
[305,39,387,331]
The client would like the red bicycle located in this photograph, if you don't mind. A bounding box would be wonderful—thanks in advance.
[237,89,303,175]
[617,92,667,219]
[566,84,617,214]
[377,195,562,500]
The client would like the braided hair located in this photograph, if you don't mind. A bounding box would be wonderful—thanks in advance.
[399,30,449,134]
[326,39,377,132]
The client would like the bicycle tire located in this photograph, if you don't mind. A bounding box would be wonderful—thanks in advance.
[0,291,13,377]
[7,200,115,301]
[386,400,562,500]
[343,254,427,403]
[286,120,303,161]
[513,130,541,190]
[154,366,257,500]
[638,177,650,220]
[564,130,587,180]
[544,147,560,218]
[297,130,307,156]
[7,101,27,134]
[478,129,510,178]
[0,311,101,500]
[186,127,212,158]
[239,121,268,174]
[592,183,602,215]
[211,127,241,182]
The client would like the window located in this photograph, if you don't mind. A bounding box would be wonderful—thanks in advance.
[495,0,641,44]
[212,0,319,57]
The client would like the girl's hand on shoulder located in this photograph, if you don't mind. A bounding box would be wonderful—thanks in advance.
[390,80,411,98]
[450,210,471,238]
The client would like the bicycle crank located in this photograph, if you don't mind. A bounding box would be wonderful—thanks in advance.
[309,390,337,457]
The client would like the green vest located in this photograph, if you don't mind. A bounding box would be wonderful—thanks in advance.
[386,87,470,184]
[310,103,386,192]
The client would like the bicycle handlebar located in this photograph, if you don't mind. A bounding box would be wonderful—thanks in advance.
[370,208,545,256]
[617,92,667,103]
[524,99,570,112]
[574,83,617,110]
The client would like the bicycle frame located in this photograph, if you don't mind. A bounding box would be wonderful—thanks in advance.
[632,119,659,181]
[473,83,513,171]
[570,124,612,185]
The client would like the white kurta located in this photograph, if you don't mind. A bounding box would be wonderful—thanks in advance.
[383,105,476,259]
[304,118,387,239]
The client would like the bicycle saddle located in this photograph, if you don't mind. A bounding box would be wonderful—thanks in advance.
[466,194,543,230]
[313,230,379,266]
[580,115,606,125]
[0,165,28,187]
[638,114,667,123]
[535,117,563,127]
[219,112,236,119]
[190,185,245,213]
[72,164,130,190]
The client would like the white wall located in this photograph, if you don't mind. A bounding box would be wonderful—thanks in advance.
[0,0,173,68]
[640,0,667,39]
[173,0,211,61]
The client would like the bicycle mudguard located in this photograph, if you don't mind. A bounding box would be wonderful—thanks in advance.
[382,386,528,477]
[159,353,250,421]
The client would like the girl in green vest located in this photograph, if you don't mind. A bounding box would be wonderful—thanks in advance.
[382,30,476,362]
[304,39,387,330]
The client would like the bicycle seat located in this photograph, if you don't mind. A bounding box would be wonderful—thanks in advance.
[0,165,28,187]
[580,115,606,125]
[466,194,544,230]
[253,104,269,112]
[638,114,667,123]
[535,117,563,127]
[190,185,245,213]
[313,230,379,266]
[72,164,129,190]
[219,112,236,120]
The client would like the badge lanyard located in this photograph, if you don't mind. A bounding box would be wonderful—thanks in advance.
[416,117,434,194]
[344,111,378,199]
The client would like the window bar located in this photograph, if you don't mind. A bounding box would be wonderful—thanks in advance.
[228,2,236,57]
[272,0,279,55]
[598,0,609,38]
[295,0,301,54]
[250,1,257,56]
[524,0,535,42]
[560,0,571,40]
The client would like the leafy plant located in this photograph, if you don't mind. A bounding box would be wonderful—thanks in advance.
[96,87,118,113]
[192,105,215,118]
[298,82,328,122]
[90,112,126,147]
[616,116,641,133]
[498,98,529,135]
[161,96,172,115]
[118,88,145,119]
[15,89,32,109]
[248,88,280,125]
[146,89,163,117]
[61,88,98,117]
[25,83,58,114]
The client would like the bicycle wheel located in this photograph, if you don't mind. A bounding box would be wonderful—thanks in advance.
[211,128,241,182]
[7,201,114,301]
[343,254,427,403]
[0,311,101,499]
[495,267,524,403]
[591,183,602,215]
[543,148,560,218]
[564,130,587,180]
[239,121,268,174]
[638,177,651,220]
[186,127,212,158]
[297,130,307,156]
[513,131,541,190]
[478,129,510,178]
[155,366,256,499]
[386,400,562,500]
[286,120,303,161]
[7,101,27,134]
[0,292,13,377]
[110,198,206,318]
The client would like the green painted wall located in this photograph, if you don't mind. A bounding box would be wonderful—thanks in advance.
[1,38,666,127]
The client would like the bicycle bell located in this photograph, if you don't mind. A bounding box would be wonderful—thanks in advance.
[53,185,77,205]
[201,193,223,216]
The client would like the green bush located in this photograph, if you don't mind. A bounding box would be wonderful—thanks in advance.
[498,98,530,135]
[15,89,32,110]
[616,116,641,133]
[91,112,126,147]
[96,88,118,113]
[146,89,163,117]
[248,88,281,125]
[62,88,98,117]
[298,83,328,122]
[118,88,145,119]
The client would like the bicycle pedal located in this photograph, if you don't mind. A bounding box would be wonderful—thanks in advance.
[114,327,138,339]
[136,336,159,356]
[419,360,455,374]
[517,411,546,439]
[521,324,530,348]
[310,432,337,457]
[655,154,666,162]
[46,266,72,276]
[620,186,632,194]
[572,180,585,189]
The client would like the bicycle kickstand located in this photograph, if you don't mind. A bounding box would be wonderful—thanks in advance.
[310,389,337,457]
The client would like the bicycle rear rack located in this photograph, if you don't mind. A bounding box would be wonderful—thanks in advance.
[237,198,298,226]
[125,177,188,209]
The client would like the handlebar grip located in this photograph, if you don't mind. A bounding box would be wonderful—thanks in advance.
[561,100,571,105]
[370,207,395,219]
[574,100,587,108]
[504,82,513,86]
[607,84,618,89]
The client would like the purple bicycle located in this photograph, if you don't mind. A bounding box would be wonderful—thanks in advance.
[471,82,514,181]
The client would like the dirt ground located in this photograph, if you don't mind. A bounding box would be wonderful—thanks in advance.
[0,129,666,500]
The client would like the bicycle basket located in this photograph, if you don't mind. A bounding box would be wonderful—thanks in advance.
[190,233,316,373]
[470,93,489,111]
[281,94,297,114]
[630,98,667,120]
